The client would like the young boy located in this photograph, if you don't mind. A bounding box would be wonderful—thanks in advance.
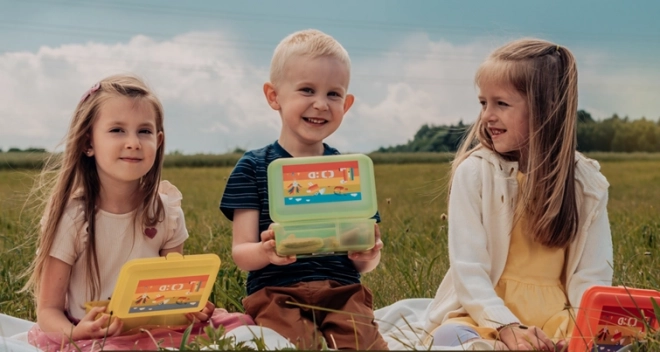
[220,29,388,350]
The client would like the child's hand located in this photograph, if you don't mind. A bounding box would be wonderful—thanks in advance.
[348,223,383,262]
[186,300,215,324]
[260,227,296,266]
[497,324,555,351]
[71,305,123,340]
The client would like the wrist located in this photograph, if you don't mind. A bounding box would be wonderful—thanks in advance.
[496,322,522,332]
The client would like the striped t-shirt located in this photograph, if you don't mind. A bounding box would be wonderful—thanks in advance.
[220,141,380,295]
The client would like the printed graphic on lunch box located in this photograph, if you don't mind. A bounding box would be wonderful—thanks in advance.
[129,275,209,313]
[282,161,362,205]
[592,305,656,349]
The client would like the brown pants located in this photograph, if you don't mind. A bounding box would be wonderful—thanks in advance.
[243,280,389,350]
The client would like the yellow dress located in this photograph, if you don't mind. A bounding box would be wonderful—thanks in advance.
[444,172,574,342]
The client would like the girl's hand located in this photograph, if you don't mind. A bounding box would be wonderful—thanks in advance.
[260,227,296,266]
[348,224,383,262]
[498,324,555,351]
[186,301,215,324]
[71,306,123,340]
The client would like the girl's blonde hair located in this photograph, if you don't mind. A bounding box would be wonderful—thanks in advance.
[452,38,579,248]
[269,29,351,86]
[23,74,166,300]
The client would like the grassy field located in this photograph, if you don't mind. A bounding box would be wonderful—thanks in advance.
[0,157,659,347]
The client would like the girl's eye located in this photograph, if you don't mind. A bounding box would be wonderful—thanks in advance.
[498,101,509,106]
[109,128,123,133]
[479,101,486,107]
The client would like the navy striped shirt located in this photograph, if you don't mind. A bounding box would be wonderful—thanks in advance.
[220,141,380,295]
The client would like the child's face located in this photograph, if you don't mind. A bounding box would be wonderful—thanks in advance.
[266,55,354,151]
[89,96,163,188]
[478,81,529,158]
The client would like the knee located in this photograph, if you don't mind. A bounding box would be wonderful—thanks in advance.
[431,323,479,347]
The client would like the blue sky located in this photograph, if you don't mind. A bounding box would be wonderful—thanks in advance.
[2,0,659,153]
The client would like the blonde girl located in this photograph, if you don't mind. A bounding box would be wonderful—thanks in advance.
[424,39,613,350]
[22,75,218,348]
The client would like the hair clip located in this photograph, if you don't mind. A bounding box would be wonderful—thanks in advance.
[79,82,101,103]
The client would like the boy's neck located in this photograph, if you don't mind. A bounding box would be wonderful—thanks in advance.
[278,139,325,157]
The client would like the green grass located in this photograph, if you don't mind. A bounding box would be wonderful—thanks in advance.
[1,158,659,350]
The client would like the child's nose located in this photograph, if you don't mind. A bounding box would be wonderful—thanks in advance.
[481,106,497,123]
[125,134,141,149]
[313,97,329,111]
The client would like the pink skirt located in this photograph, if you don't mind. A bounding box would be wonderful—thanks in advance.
[28,308,254,352]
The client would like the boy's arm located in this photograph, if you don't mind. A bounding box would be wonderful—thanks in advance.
[232,209,295,271]
[349,223,383,273]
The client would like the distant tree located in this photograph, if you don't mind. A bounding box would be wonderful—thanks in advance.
[577,110,595,124]
[376,111,660,153]
[8,147,21,152]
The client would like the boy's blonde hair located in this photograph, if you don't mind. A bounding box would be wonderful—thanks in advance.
[23,74,166,300]
[452,38,579,248]
[270,29,351,86]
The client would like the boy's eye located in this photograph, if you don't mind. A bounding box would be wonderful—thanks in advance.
[300,88,314,94]
[328,91,341,97]
[139,129,153,134]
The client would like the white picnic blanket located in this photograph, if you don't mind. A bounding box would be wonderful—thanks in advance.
[1,299,472,351]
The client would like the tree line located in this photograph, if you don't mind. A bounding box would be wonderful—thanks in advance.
[376,111,660,153]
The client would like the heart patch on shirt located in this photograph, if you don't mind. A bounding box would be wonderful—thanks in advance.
[144,227,157,239]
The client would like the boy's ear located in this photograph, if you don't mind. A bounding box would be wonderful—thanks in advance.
[343,94,355,113]
[263,82,280,110]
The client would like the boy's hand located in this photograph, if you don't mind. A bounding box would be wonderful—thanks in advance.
[71,306,123,340]
[186,300,215,324]
[348,224,383,262]
[260,227,296,265]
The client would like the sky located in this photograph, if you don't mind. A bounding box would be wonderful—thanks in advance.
[1,0,659,154]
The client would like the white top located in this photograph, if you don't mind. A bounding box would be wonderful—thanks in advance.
[48,181,189,320]
[424,148,613,333]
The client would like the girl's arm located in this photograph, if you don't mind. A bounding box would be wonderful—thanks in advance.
[231,209,295,272]
[159,243,183,256]
[446,158,519,329]
[37,256,122,340]
[567,192,613,307]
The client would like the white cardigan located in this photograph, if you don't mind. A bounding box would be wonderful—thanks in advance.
[424,149,613,333]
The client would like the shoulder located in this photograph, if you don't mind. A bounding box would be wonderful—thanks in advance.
[574,152,609,198]
[158,180,184,209]
[235,143,285,169]
[323,143,341,155]
[455,148,509,178]
[59,196,87,225]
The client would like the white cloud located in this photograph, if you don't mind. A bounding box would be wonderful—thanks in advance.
[1,31,658,153]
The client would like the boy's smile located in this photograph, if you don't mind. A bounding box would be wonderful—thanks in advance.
[264,55,354,156]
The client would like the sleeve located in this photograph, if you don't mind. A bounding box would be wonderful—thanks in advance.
[219,155,261,221]
[447,157,520,329]
[159,181,189,250]
[48,205,85,265]
[567,191,613,307]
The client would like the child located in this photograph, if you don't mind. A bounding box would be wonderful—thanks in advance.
[220,29,389,350]
[23,75,250,351]
[424,38,613,351]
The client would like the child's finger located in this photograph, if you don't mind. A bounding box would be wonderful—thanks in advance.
[260,230,275,242]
